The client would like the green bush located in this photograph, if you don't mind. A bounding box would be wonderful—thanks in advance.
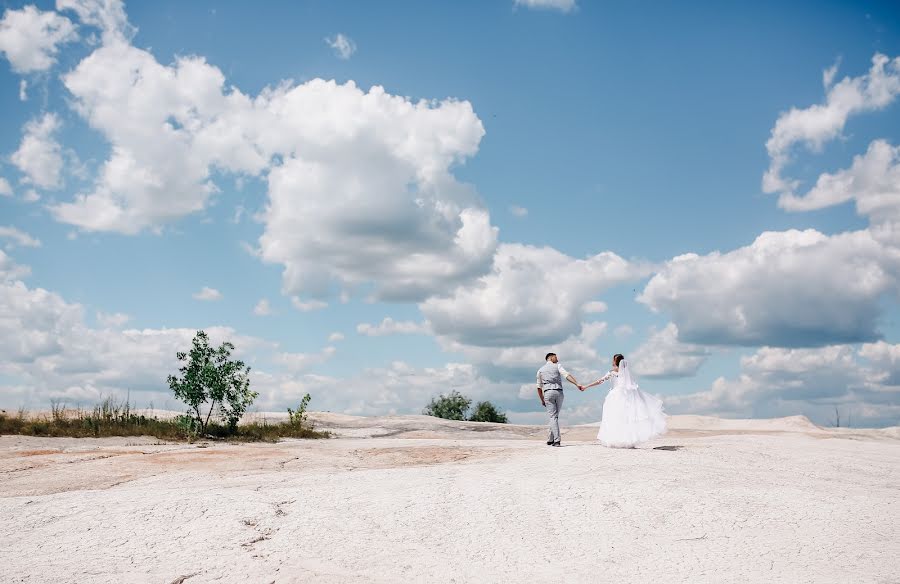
[423,391,508,423]
[423,390,471,420]
[167,330,258,434]
[468,401,509,423]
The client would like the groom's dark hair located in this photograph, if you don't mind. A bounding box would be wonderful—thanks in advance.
[545,352,556,361]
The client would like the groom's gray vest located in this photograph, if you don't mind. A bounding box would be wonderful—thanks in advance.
[539,362,563,390]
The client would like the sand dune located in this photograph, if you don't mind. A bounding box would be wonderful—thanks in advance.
[1,414,898,583]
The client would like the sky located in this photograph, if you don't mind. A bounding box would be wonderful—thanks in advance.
[1,0,899,427]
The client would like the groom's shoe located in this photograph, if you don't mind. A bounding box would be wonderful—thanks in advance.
[551,442,561,447]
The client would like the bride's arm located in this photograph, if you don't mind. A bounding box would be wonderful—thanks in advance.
[583,370,613,390]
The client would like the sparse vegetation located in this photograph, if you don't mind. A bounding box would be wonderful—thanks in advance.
[423,391,508,423]
[0,332,330,441]
[0,397,329,441]
[167,330,258,434]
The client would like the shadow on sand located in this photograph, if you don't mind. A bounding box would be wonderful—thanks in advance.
[653,445,684,451]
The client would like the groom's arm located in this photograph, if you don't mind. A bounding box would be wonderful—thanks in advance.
[536,371,546,407]
[558,364,580,387]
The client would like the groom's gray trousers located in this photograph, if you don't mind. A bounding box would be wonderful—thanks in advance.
[544,389,564,444]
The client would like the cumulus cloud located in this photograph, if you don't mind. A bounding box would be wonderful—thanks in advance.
[253,298,272,316]
[0,226,41,249]
[665,344,900,427]
[57,0,134,42]
[639,229,900,347]
[763,53,900,198]
[273,346,336,373]
[290,297,327,312]
[0,250,31,281]
[422,243,651,347]
[509,205,528,217]
[11,113,65,190]
[614,324,634,338]
[822,58,841,89]
[19,79,27,101]
[96,311,130,328]
[50,41,264,233]
[43,16,497,301]
[192,286,222,301]
[356,317,430,337]
[0,177,12,196]
[439,321,610,385]
[325,33,356,59]
[0,5,77,73]
[629,323,710,378]
[779,140,900,245]
[0,262,278,408]
[328,332,344,342]
[257,83,496,302]
[514,0,577,13]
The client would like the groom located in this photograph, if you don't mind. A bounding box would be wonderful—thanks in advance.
[537,353,582,446]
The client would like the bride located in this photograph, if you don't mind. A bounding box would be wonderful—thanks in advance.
[581,354,667,448]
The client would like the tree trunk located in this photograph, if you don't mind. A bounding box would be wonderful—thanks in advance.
[204,401,218,433]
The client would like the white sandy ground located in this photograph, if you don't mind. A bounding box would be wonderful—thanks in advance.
[1,414,898,584]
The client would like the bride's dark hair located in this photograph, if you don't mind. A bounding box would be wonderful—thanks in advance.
[613,354,625,366]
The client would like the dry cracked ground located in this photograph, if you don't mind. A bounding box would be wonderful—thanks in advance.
[1,413,898,583]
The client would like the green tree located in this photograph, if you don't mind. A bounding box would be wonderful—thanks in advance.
[167,330,258,434]
[468,401,509,423]
[287,393,312,428]
[423,390,472,421]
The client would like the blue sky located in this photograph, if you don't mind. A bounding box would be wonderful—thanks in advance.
[1,0,899,427]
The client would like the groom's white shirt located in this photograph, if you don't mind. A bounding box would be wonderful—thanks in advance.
[537,362,570,390]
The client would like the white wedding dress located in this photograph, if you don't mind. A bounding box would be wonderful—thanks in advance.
[595,360,667,448]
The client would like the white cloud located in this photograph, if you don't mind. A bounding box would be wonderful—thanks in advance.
[306,360,509,417]
[291,297,327,312]
[582,301,607,314]
[0,178,11,197]
[509,205,528,217]
[11,113,65,190]
[422,243,650,347]
[438,321,610,385]
[0,5,77,73]
[778,140,900,245]
[19,79,27,101]
[0,250,31,281]
[0,226,41,249]
[96,311,129,328]
[629,323,710,378]
[56,0,134,43]
[328,332,345,342]
[273,346,336,373]
[23,189,40,203]
[822,58,841,89]
[193,286,222,301]
[639,229,900,347]
[356,317,430,336]
[514,0,577,13]
[257,82,496,302]
[763,53,900,198]
[665,344,900,427]
[45,24,497,301]
[614,324,634,338]
[50,40,264,234]
[253,298,272,316]
[325,33,356,59]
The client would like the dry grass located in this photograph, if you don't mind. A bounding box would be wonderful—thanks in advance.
[0,398,329,442]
